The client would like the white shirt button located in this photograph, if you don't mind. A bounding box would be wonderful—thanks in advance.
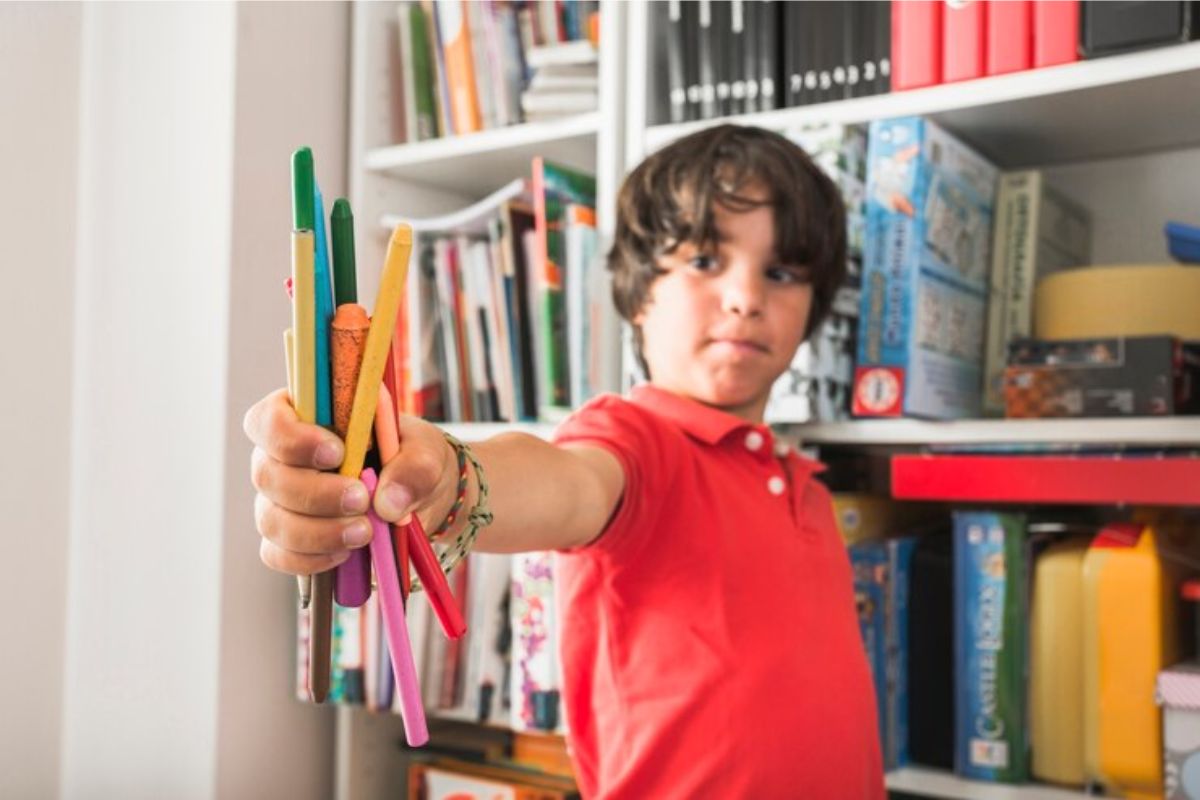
[768,476,786,496]
[744,430,764,451]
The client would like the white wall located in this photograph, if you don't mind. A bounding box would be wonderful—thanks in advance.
[0,4,82,797]
[61,3,237,796]
[214,3,348,796]
[40,3,349,798]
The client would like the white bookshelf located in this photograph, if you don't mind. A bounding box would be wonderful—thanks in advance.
[886,768,1099,800]
[337,2,1200,798]
[364,112,601,195]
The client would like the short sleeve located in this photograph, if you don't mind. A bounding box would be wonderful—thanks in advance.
[552,393,675,557]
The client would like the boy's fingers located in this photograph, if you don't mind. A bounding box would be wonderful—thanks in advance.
[251,446,370,517]
[255,493,372,555]
[259,538,352,577]
[375,417,452,523]
[242,388,345,469]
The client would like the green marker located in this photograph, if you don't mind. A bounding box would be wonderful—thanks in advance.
[291,147,315,231]
[330,198,358,306]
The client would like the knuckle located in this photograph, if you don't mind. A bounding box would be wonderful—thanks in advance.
[254,493,278,541]
[250,447,272,491]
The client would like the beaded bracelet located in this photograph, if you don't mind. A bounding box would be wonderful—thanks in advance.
[408,433,493,593]
[428,437,468,540]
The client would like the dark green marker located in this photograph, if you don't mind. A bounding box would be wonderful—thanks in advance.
[330,198,357,306]
[291,147,315,231]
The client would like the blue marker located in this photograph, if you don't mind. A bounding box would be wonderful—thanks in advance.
[313,184,334,428]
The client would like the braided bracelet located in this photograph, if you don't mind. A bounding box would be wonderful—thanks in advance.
[408,433,493,593]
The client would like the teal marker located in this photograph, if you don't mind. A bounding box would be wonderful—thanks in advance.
[313,183,334,428]
[330,198,357,307]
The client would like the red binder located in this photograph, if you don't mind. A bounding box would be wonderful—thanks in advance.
[1033,0,1080,68]
[893,0,943,90]
[943,0,986,83]
[986,0,1033,76]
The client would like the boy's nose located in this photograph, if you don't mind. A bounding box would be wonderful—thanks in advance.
[719,267,765,317]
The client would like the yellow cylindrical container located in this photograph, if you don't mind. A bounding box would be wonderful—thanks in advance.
[1035,264,1200,340]
[1082,523,1179,799]
[1030,538,1089,786]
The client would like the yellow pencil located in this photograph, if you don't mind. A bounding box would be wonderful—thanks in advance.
[339,224,413,480]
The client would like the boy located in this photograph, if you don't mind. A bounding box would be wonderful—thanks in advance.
[244,124,884,798]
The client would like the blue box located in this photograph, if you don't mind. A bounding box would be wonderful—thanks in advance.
[1167,220,1200,264]
[850,537,917,769]
[953,511,1030,783]
[855,117,999,419]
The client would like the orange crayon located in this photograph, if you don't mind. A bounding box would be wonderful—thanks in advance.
[331,303,372,443]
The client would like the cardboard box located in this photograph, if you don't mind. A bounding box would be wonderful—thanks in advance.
[1004,335,1200,417]
[981,171,1091,415]
[953,511,1030,783]
[855,117,999,419]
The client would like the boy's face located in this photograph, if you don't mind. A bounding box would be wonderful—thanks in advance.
[635,187,813,422]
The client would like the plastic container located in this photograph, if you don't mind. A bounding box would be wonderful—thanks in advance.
[1158,580,1200,800]
[1030,537,1090,787]
[1167,221,1200,265]
[1083,522,1180,799]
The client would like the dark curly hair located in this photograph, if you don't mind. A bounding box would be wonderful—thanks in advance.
[608,124,847,377]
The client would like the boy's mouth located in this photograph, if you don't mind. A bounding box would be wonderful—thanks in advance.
[706,337,769,355]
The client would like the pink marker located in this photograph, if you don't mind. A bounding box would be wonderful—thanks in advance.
[360,468,428,746]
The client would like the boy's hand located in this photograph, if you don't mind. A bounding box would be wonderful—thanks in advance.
[243,388,370,576]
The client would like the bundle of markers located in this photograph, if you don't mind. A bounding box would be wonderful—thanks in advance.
[284,147,466,747]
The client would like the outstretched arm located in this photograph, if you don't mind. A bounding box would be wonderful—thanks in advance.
[244,388,623,576]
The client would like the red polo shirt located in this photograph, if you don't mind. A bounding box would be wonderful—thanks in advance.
[552,385,884,799]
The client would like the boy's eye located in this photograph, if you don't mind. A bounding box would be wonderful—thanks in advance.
[766,265,811,284]
[688,254,718,272]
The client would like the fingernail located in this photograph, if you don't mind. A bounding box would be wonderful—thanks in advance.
[341,482,369,514]
[379,484,412,521]
[342,519,371,548]
[314,440,343,469]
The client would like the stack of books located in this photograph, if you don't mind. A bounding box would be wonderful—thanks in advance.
[521,39,600,121]
[393,0,600,143]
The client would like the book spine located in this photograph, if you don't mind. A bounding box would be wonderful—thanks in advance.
[1032,0,1079,68]
[666,0,688,123]
[985,0,1033,77]
[407,3,439,141]
[697,0,717,118]
[424,0,454,136]
[466,0,500,129]
[943,0,986,83]
[982,172,1019,417]
[436,0,484,134]
[742,0,759,113]
[729,0,747,115]
[397,2,419,143]
[874,0,892,95]
[684,0,702,120]
[758,0,779,111]
[891,0,942,91]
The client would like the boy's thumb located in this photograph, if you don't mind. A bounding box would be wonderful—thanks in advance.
[374,480,414,525]
[374,420,449,524]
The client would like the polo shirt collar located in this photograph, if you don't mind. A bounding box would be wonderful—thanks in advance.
[629,383,766,446]
[628,384,828,475]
